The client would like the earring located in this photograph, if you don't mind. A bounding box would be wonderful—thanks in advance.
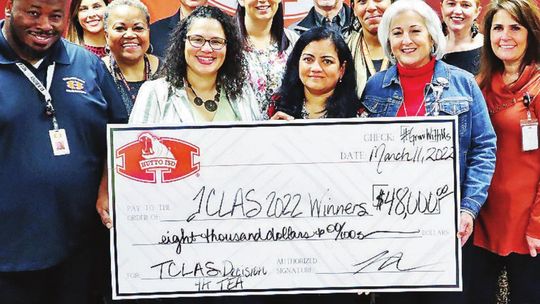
[339,77,343,83]
[431,44,436,56]
[442,22,448,36]
[148,43,154,54]
[105,44,111,55]
[471,21,479,38]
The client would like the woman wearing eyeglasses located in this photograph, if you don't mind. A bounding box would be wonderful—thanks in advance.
[130,6,260,123]
[127,8,262,304]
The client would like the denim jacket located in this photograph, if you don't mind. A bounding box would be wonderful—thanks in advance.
[362,60,496,218]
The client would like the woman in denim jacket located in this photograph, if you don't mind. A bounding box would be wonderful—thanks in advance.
[361,0,496,303]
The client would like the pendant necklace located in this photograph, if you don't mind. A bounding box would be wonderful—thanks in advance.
[302,99,328,119]
[403,99,426,117]
[186,80,221,112]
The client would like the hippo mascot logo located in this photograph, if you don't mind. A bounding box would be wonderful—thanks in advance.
[116,132,200,183]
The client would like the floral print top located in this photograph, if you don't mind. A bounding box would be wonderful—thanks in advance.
[243,30,298,119]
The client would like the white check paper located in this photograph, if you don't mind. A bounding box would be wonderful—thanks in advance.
[108,117,461,300]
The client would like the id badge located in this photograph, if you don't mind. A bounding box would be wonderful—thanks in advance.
[49,129,71,156]
[521,119,539,151]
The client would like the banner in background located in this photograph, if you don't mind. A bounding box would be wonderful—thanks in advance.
[0,0,490,29]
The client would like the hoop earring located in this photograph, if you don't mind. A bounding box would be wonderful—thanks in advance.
[105,44,111,55]
[148,43,154,54]
[431,44,436,56]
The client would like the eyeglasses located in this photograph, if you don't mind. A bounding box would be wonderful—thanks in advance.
[186,35,227,50]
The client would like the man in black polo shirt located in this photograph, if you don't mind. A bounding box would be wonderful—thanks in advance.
[149,0,208,58]
[0,0,127,302]
[289,0,353,37]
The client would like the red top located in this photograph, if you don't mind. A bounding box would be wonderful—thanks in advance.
[474,64,540,255]
[396,57,435,117]
[84,44,107,58]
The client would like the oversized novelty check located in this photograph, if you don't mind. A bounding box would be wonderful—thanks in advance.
[108,117,461,300]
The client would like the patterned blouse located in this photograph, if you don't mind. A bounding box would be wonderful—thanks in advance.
[243,29,298,119]
[84,44,107,58]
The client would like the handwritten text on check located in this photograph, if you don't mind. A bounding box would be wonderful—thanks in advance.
[108,117,461,299]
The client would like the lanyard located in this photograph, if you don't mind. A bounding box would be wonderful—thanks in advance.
[522,78,540,119]
[15,61,59,130]
[523,92,533,121]
[111,55,150,103]
[360,35,389,77]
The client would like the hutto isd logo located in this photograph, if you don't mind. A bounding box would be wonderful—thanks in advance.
[116,132,200,183]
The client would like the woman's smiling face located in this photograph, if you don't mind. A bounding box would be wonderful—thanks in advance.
[185,18,227,78]
[389,10,433,68]
[299,39,345,97]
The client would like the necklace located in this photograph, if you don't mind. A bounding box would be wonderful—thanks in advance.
[502,71,520,85]
[302,99,327,119]
[111,54,150,103]
[402,98,426,117]
[360,34,389,76]
[186,80,221,112]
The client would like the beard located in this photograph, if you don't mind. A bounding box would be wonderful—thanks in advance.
[8,14,60,61]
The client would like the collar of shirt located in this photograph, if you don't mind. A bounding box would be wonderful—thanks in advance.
[314,6,347,28]
[0,20,70,66]
[168,9,182,30]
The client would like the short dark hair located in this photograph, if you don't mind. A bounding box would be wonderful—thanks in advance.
[276,27,359,118]
[478,0,540,89]
[161,5,247,100]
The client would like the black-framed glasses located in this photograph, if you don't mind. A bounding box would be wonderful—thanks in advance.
[186,35,227,50]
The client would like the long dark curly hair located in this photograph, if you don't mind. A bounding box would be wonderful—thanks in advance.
[276,27,359,118]
[161,6,246,100]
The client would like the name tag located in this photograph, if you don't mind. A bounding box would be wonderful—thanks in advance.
[521,119,539,151]
[49,129,71,156]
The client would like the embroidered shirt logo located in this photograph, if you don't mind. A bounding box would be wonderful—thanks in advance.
[63,77,86,94]
[116,132,200,183]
